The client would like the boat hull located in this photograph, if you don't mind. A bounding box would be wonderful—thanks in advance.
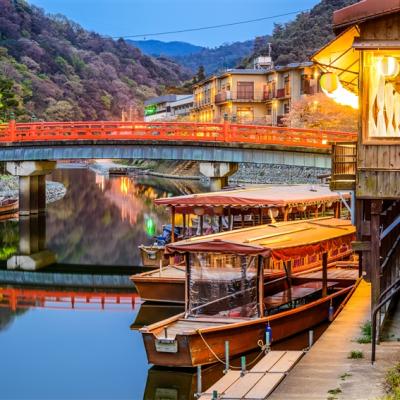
[0,200,18,215]
[141,287,352,367]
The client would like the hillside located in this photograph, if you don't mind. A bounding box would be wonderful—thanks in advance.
[0,0,190,122]
[130,39,255,74]
[243,0,358,66]
[128,40,204,58]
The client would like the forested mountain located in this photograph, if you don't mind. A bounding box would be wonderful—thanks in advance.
[0,0,190,121]
[130,39,255,74]
[128,40,204,58]
[243,0,358,66]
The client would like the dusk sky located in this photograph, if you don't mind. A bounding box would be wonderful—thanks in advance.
[28,0,321,47]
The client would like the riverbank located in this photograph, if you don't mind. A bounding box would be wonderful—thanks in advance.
[118,159,329,184]
[0,175,66,203]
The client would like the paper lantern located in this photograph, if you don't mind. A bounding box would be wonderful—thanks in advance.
[378,56,400,78]
[320,73,340,94]
[213,206,224,215]
[194,207,205,216]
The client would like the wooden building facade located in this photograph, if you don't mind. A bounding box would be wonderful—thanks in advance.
[316,0,400,360]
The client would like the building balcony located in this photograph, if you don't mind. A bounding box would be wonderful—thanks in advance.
[214,90,266,104]
[263,91,275,101]
[193,99,212,109]
[301,86,317,96]
[330,142,357,191]
[276,88,287,98]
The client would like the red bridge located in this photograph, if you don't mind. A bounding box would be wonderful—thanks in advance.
[0,120,355,149]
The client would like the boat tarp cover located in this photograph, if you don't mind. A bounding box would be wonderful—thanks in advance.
[165,218,355,262]
[154,185,350,211]
[188,253,259,318]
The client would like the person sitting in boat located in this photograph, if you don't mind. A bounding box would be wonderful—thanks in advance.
[154,224,180,246]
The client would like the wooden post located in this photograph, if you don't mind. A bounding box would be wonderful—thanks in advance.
[258,255,265,317]
[183,213,187,238]
[241,213,245,228]
[218,215,223,232]
[314,206,319,219]
[371,200,382,339]
[228,207,232,231]
[200,215,204,236]
[283,206,289,222]
[185,252,190,315]
[171,206,176,242]
[259,208,263,225]
[322,252,328,297]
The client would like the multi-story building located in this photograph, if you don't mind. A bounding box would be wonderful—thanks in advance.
[144,94,193,122]
[191,62,320,125]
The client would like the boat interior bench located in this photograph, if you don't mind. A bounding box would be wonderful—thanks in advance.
[264,281,338,312]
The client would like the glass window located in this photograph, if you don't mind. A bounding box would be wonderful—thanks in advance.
[237,107,254,123]
[364,51,400,140]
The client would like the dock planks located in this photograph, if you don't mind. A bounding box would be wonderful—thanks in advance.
[199,350,304,400]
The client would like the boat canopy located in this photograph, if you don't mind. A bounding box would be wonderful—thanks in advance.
[155,185,349,215]
[166,217,355,262]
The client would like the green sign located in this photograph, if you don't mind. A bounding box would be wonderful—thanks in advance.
[144,104,157,116]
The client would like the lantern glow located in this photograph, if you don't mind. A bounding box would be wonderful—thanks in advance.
[377,56,400,78]
[320,72,358,109]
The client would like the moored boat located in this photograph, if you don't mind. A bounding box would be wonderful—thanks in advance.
[0,198,18,216]
[138,184,350,267]
[132,217,355,303]
[140,217,357,367]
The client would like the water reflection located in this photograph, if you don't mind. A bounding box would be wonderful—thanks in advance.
[46,168,204,266]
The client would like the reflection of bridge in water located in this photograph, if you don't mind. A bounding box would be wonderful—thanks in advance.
[0,286,139,312]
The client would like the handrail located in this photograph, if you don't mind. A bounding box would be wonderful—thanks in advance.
[0,120,357,150]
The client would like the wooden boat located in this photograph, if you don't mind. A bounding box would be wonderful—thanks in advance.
[132,217,354,303]
[140,218,357,367]
[138,185,350,267]
[0,198,18,215]
[139,245,169,267]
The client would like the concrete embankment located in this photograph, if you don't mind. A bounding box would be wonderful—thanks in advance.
[0,175,66,204]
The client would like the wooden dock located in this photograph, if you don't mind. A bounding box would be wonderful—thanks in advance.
[199,350,304,400]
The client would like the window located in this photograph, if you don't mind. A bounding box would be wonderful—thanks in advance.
[283,101,290,114]
[237,82,254,100]
[237,107,254,122]
[364,51,400,141]
[266,104,272,116]
[301,74,311,95]
[284,75,290,96]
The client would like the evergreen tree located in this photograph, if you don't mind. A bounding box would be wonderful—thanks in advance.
[196,65,206,82]
[0,77,19,122]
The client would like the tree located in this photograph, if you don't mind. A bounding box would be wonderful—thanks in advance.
[0,77,19,122]
[282,93,357,132]
[196,65,206,82]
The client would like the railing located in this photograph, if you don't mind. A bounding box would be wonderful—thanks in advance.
[330,141,357,190]
[0,120,357,150]
[0,287,139,311]
[214,90,267,103]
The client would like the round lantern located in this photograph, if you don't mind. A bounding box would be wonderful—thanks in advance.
[326,202,333,208]
[297,205,307,212]
[320,73,340,94]
[194,207,205,216]
[378,56,400,78]
[213,206,224,215]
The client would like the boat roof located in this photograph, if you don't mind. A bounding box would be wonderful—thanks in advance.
[166,218,355,260]
[155,185,348,211]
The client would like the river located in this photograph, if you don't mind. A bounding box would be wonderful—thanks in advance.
[0,166,328,400]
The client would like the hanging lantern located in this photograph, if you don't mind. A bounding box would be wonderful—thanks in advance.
[377,56,400,78]
[326,201,333,208]
[320,72,340,94]
[193,207,205,216]
[213,206,224,215]
[297,205,307,212]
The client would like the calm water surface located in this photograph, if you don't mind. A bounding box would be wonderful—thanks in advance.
[0,167,202,400]
[0,167,329,400]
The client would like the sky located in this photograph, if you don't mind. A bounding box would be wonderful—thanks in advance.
[28,0,321,48]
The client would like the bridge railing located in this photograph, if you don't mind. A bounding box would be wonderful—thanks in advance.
[0,121,357,149]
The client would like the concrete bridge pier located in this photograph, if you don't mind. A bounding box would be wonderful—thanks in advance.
[199,162,238,191]
[6,161,56,270]
[7,213,56,271]
[6,161,56,215]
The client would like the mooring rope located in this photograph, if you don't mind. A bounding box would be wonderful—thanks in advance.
[196,329,268,370]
